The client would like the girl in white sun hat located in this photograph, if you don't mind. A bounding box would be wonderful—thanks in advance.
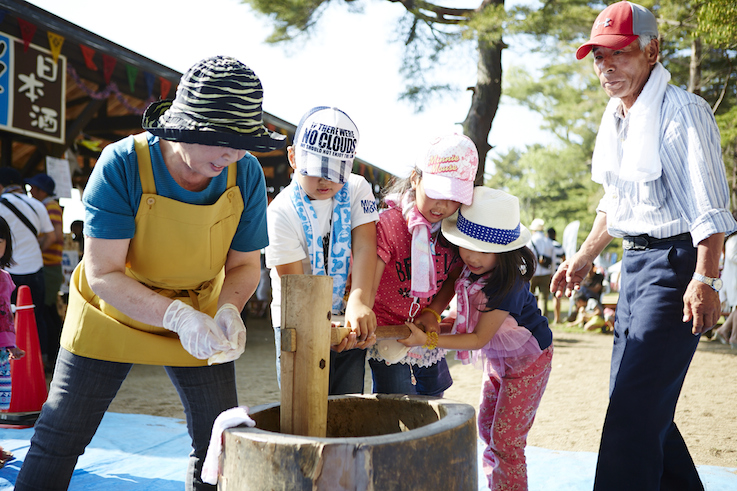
[398,186,553,491]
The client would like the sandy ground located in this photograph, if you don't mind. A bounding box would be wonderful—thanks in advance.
[106,304,737,469]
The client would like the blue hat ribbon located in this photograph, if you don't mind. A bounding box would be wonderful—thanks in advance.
[456,209,520,245]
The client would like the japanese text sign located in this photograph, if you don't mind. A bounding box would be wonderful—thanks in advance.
[0,31,66,143]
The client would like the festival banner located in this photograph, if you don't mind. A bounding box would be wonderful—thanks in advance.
[0,31,66,143]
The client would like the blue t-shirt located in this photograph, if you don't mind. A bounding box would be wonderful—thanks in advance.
[83,133,268,253]
[488,278,552,351]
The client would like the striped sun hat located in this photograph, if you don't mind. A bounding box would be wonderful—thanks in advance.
[142,56,286,152]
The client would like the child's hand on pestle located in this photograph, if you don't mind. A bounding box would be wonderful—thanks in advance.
[397,322,427,347]
[344,297,377,349]
[331,329,358,353]
[413,307,441,335]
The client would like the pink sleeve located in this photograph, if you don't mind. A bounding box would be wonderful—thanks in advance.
[0,332,15,348]
[376,211,398,265]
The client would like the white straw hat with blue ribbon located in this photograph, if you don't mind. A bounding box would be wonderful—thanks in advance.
[441,186,531,253]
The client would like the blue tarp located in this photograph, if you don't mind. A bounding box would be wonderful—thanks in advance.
[1,412,735,490]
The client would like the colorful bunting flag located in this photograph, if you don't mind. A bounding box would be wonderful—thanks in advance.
[126,65,138,93]
[80,44,97,71]
[17,18,36,52]
[160,77,171,99]
[47,32,64,63]
[144,72,155,98]
[102,54,116,83]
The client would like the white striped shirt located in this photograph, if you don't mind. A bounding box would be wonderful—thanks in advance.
[597,84,737,245]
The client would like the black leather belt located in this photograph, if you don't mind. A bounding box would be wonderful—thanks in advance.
[622,233,692,251]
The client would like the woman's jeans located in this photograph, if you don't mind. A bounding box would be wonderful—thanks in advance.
[14,348,237,491]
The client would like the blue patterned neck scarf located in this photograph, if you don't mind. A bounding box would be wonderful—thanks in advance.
[290,180,352,313]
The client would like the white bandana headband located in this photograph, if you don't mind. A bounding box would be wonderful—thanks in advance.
[591,62,670,184]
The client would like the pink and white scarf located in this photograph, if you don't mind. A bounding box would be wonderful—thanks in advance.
[406,205,439,298]
[386,192,439,299]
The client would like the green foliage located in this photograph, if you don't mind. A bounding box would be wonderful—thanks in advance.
[487,143,602,247]
[463,3,505,45]
[504,1,603,42]
[244,0,737,228]
[245,0,334,42]
[717,106,737,148]
[655,0,737,198]
[696,0,737,48]
[496,0,737,232]
[490,42,605,244]
[504,49,606,148]
[717,106,737,203]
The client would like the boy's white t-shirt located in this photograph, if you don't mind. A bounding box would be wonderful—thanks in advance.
[265,173,379,327]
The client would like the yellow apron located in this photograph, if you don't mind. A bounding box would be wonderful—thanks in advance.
[61,133,245,366]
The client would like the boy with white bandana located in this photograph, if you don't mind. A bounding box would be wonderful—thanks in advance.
[266,106,378,394]
[551,2,737,490]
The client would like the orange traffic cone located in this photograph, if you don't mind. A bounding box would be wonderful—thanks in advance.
[0,285,47,427]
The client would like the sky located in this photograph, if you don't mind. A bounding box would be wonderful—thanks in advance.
[25,0,554,228]
[26,0,553,178]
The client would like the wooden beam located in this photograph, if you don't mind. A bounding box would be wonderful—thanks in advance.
[84,115,143,133]
[65,97,107,148]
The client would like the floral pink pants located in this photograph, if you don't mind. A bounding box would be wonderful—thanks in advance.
[478,345,553,491]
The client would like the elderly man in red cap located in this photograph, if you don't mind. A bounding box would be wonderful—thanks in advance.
[551,2,736,490]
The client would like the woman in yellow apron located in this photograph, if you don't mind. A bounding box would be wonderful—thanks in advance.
[15,56,286,491]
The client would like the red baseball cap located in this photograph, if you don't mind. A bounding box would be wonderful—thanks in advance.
[576,1,658,60]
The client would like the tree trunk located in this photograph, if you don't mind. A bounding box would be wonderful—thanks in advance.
[462,38,504,186]
[688,37,701,95]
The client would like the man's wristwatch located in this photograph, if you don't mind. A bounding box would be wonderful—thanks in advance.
[692,273,723,292]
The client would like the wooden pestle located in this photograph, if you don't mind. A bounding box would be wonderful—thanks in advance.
[330,323,453,346]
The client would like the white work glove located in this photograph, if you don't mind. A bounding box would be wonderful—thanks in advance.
[163,300,231,360]
[208,304,247,365]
